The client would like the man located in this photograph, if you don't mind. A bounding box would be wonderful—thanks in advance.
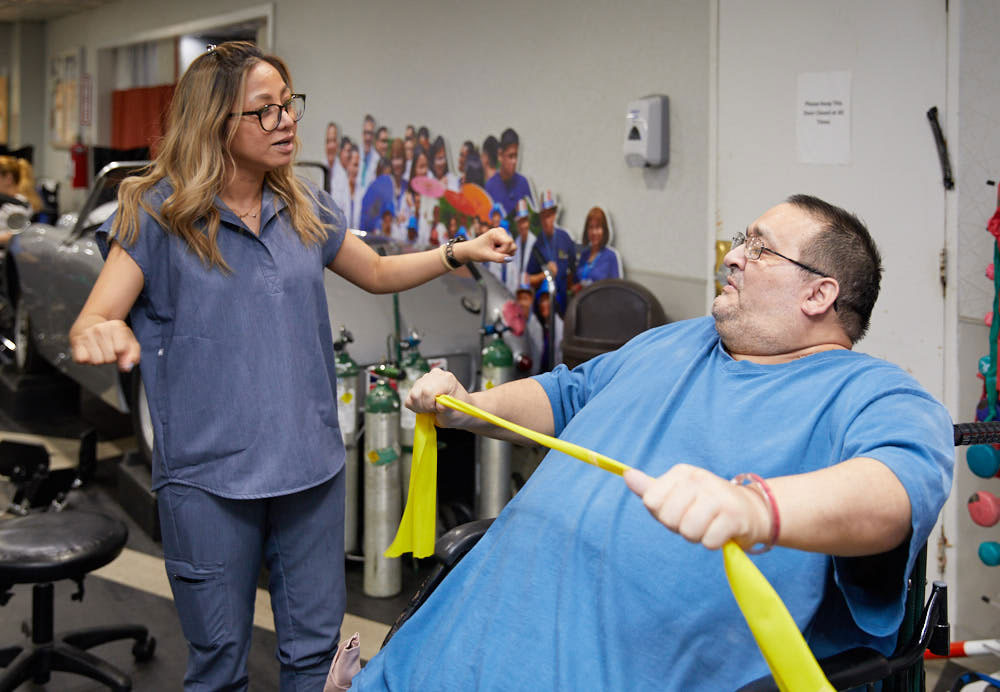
[505,197,537,295]
[526,189,576,316]
[344,146,361,229]
[481,135,499,183]
[324,121,339,189]
[352,195,954,690]
[403,131,415,180]
[329,138,353,220]
[457,140,476,178]
[516,282,544,375]
[359,114,378,192]
[374,126,390,161]
[485,128,533,217]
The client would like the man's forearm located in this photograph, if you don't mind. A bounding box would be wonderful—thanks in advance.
[770,457,913,556]
[463,377,555,445]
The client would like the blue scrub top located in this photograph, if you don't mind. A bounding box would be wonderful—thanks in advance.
[97,178,348,498]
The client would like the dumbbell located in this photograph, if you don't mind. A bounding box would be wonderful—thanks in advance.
[967,445,1000,479]
[969,490,1000,527]
[979,541,1000,567]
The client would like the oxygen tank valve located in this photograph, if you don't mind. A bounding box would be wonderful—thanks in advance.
[399,330,422,354]
[334,326,354,351]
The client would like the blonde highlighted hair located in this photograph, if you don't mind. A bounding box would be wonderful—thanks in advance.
[0,156,43,212]
[110,41,327,271]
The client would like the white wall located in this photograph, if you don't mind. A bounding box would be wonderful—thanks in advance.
[718,0,948,400]
[957,1,1000,322]
[951,0,1000,640]
[43,0,712,319]
[28,0,1000,646]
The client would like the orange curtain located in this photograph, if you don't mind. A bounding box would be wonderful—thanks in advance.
[111,84,175,151]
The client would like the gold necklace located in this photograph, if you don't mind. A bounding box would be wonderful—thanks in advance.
[230,197,261,220]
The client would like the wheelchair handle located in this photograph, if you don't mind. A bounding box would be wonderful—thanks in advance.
[953,422,1000,446]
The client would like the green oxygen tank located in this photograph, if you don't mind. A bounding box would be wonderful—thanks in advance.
[363,366,402,597]
[397,331,430,501]
[334,327,361,554]
[477,329,515,518]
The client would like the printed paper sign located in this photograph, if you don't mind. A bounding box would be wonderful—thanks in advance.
[796,71,851,165]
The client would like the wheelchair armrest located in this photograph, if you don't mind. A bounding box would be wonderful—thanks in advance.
[737,647,890,691]
[737,581,949,691]
[434,518,494,568]
[382,518,496,650]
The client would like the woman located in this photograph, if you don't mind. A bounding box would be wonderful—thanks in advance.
[403,145,433,245]
[0,156,39,245]
[0,156,42,212]
[571,206,620,294]
[68,41,513,691]
[388,138,408,238]
[345,146,361,228]
[430,135,460,192]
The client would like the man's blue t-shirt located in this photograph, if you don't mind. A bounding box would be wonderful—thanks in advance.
[355,317,953,691]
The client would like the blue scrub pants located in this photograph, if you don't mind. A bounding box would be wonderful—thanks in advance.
[158,472,346,691]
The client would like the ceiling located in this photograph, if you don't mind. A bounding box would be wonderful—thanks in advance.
[0,0,118,22]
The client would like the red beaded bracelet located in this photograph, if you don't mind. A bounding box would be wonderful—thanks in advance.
[731,472,781,554]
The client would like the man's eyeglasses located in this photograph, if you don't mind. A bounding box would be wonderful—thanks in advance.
[231,94,306,132]
[731,231,839,310]
[731,231,829,277]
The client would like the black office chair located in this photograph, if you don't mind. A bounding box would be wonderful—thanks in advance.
[561,279,669,369]
[0,510,156,691]
[382,422,995,690]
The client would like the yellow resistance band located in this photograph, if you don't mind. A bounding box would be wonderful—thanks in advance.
[385,394,833,691]
[723,543,835,691]
[435,394,632,475]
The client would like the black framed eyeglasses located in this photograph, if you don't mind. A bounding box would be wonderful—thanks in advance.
[231,94,306,132]
[731,231,839,310]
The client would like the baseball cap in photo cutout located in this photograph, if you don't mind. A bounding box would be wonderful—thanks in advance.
[540,189,558,213]
[515,198,531,220]
[490,202,505,219]
[516,282,533,297]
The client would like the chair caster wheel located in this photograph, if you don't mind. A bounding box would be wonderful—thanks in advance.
[132,636,156,662]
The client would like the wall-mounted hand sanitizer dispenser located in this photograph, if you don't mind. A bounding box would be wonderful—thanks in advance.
[624,95,669,168]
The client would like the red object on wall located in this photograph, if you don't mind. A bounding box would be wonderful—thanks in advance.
[70,142,89,189]
[111,84,175,151]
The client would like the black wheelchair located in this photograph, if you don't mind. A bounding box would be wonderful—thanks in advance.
[380,422,998,692]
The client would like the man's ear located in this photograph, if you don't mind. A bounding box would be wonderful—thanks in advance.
[802,277,840,316]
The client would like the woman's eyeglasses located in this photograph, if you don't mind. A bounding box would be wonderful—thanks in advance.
[231,94,306,132]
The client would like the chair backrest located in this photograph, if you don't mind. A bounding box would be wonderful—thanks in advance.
[561,279,668,369]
